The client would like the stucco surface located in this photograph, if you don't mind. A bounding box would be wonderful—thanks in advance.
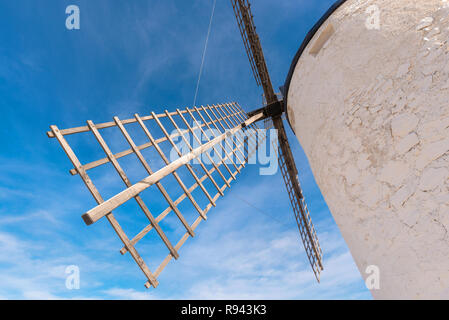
[287,0,449,299]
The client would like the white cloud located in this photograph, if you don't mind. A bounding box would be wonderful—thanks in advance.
[103,288,158,300]
[22,291,61,300]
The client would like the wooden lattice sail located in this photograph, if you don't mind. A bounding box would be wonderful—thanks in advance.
[47,102,265,288]
[231,0,324,281]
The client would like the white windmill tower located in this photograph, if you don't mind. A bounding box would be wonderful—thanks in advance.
[285,0,449,299]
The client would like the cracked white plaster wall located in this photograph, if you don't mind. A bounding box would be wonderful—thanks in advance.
[287,0,449,299]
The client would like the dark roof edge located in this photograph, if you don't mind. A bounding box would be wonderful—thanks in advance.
[283,0,348,132]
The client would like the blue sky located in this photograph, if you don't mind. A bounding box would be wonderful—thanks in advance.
[0,0,371,299]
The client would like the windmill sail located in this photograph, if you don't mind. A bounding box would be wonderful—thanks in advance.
[231,0,324,280]
[48,102,264,288]
[231,0,277,104]
[273,117,323,281]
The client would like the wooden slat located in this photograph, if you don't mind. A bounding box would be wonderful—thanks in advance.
[216,103,254,152]
[222,103,257,148]
[228,102,260,153]
[49,102,265,289]
[50,125,159,288]
[272,117,323,281]
[214,104,248,148]
[177,109,231,188]
[197,106,241,173]
[233,102,261,135]
[47,106,245,138]
[179,112,230,186]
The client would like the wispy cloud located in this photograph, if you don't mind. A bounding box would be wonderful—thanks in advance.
[103,288,158,300]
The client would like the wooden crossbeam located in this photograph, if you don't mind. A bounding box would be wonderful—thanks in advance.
[272,124,323,282]
[224,103,259,149]
[46,108,240,138]
[211,105,249,163]
[229,103,261,155]
[221,103,258,152]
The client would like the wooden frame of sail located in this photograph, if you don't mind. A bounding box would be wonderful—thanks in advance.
[47,102,264,288]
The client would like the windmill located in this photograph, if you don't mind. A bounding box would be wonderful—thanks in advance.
[47,0,323,289]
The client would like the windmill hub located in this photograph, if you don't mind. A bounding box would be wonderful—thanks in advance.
[247,100,284,119]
